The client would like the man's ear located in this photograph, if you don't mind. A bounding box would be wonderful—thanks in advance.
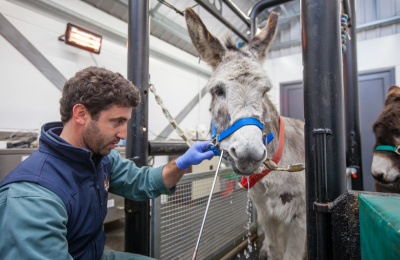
[72,104,89,125]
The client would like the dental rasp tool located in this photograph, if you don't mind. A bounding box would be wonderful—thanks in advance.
[192,150,224,260]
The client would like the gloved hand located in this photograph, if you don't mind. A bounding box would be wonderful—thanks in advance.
[176,141,215,170]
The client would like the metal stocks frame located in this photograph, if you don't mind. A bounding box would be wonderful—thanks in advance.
[125,0,362,259]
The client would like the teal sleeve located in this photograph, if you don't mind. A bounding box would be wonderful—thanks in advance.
[108,149,175,201]
[0,182,73,260]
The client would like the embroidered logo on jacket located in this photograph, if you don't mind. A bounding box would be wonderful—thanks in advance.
[104,176,109,192]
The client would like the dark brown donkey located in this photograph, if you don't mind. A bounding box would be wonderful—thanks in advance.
[371,85,400,193]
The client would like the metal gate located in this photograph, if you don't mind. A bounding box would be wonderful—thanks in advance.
[151,169,256,259]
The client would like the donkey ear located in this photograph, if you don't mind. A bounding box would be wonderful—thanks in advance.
[247,12,279,62]
[385,85,400,106]
[185,7,225,69]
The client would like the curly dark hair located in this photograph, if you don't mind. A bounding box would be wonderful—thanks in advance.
[60,66,141,123]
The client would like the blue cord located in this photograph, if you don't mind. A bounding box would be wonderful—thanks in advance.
[341,13,349,53]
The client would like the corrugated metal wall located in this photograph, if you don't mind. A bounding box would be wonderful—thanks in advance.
[356,0,400,40]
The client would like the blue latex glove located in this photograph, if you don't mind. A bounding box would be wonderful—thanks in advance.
[176,141,215,170]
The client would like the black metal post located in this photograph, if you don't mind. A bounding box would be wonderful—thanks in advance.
[343,0,364,191]
[248,0,293,38]
[148,140,188,156]
[301,0,347,259]
[125,0,150,255]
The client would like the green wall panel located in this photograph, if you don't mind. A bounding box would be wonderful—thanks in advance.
[359,194,400,260]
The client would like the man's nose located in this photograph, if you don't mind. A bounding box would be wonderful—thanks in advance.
[117,124,128,140]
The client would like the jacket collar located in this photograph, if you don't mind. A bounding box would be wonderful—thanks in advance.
[40,122,96,164]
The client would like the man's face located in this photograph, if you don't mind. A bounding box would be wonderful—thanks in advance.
[81,105,132,156]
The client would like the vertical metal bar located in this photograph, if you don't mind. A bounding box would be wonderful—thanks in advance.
[301,0,347,259]
[343,0,364,190]
[125,0,150,255]
[314,129,331,203]
[313,128,332,260]
[151,197,162,258]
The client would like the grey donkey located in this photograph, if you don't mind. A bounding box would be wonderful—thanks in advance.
[185,8,306,260]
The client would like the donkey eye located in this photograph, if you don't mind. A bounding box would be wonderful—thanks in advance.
[215,87,225,96]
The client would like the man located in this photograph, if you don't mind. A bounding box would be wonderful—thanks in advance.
[0,66,214,260]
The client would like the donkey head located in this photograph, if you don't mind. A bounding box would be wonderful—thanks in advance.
[371,85,400,193]
[185,8,279,175]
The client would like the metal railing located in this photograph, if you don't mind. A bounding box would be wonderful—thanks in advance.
[151,168,256,259]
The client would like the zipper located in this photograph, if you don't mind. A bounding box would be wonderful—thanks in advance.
[90,158,103,223]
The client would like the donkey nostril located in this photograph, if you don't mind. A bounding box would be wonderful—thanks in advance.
[261,149,267,161]
[229,146,238,160]
[252,147,267,162]
[373,173,384,182]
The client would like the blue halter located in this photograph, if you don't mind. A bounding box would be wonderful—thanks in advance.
[209,117,274,156]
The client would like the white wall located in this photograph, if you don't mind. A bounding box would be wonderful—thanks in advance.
[264,53,303,111]
[357,33,400,83]
[0,0,212,144]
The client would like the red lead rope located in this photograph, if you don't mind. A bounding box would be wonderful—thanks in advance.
[239,116,285,190]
